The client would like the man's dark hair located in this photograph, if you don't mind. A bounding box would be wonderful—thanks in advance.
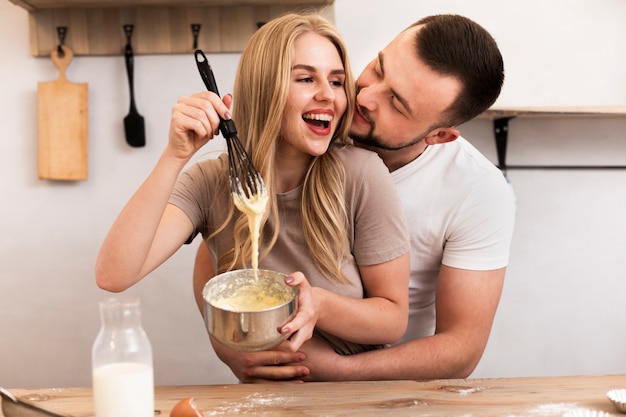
[411,14,504,126]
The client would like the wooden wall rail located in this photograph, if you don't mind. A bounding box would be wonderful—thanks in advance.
[7,0,335,56]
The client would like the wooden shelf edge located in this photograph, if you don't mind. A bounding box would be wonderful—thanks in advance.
[478,105,626,120]
[9,0,33,10]
[9,0,334,9]
[479,105,626,171]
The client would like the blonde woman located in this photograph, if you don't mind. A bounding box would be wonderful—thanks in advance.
[96,13,409,359]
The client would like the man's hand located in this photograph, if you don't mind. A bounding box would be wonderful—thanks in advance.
[292,337,344,382]
[211,336,310,383]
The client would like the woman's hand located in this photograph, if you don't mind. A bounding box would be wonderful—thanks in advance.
[278,271,318,352]
[167,92,233,160]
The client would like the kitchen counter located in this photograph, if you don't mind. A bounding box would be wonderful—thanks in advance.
[2,374,625,416]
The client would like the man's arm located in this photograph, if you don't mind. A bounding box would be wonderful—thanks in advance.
[299,265,505,381]
[193,241,212,314]
[194,242,504,381]
[193,240,506,382]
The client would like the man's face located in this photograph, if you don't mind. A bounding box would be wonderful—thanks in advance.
[350,25,462,151]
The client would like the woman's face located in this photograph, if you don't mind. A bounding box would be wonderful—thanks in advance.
[279,31,347,159]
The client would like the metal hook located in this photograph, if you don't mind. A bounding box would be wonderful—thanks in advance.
[191,23,201,49]
[123,24,134,45]
[56,26,67,58]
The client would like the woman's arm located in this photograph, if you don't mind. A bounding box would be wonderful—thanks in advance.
[95,153,192,292]
[280,253,410,350]
[95,92,225,292]
[317,254,410,344]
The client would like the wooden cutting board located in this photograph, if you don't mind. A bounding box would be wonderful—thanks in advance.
[37,45,88,181]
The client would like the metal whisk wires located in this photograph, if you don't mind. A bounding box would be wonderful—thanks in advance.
[194,49,267,202]
[225,130,266,201]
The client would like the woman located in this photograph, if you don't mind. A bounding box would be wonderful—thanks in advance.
[96,13,409,358]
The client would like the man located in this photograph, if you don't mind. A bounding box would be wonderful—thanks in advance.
[194,14,516,382]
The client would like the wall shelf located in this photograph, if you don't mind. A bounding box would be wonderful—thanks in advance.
[7,0,334,56]
[476,105,626,171]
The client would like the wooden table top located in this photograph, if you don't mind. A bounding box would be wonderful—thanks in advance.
[2,374,626,417]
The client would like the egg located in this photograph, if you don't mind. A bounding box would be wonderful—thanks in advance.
[170,397,204,417]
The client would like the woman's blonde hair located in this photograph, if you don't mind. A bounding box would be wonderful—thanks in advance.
[214,12,356,283]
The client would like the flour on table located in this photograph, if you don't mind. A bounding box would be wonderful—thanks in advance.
[502,402,587,417]
[203,392,297,416]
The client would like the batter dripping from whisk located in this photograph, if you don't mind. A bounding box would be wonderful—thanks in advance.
[232,187,268,280]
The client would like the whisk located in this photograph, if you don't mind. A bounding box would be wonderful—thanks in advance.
[1,386,72,417]
[194,49,267,202]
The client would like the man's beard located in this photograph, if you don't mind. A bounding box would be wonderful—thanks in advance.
[350,108,428,151]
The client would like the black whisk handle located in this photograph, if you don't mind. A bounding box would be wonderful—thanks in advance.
[195,50,220,94]
[194,49,237,138]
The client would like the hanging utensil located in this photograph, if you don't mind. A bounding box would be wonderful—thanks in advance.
[37,37,88,181]
[123,24,145,148]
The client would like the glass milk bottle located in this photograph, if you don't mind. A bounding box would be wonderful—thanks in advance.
[92,296,154,417]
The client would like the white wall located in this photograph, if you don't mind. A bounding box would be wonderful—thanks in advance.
[1,0,625,388]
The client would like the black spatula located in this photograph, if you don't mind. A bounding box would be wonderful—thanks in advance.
[123,24,145,148]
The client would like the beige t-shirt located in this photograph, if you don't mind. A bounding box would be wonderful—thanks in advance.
[170,145,409,355]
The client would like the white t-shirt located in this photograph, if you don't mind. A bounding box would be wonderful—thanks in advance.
[391,136,516,343]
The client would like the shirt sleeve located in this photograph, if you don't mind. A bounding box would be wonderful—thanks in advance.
[442,174,516,270]
[168,156,227,243]
[346,148,411,265]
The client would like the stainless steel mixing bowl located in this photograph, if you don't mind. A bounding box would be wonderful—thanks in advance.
[202,269,298,351]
